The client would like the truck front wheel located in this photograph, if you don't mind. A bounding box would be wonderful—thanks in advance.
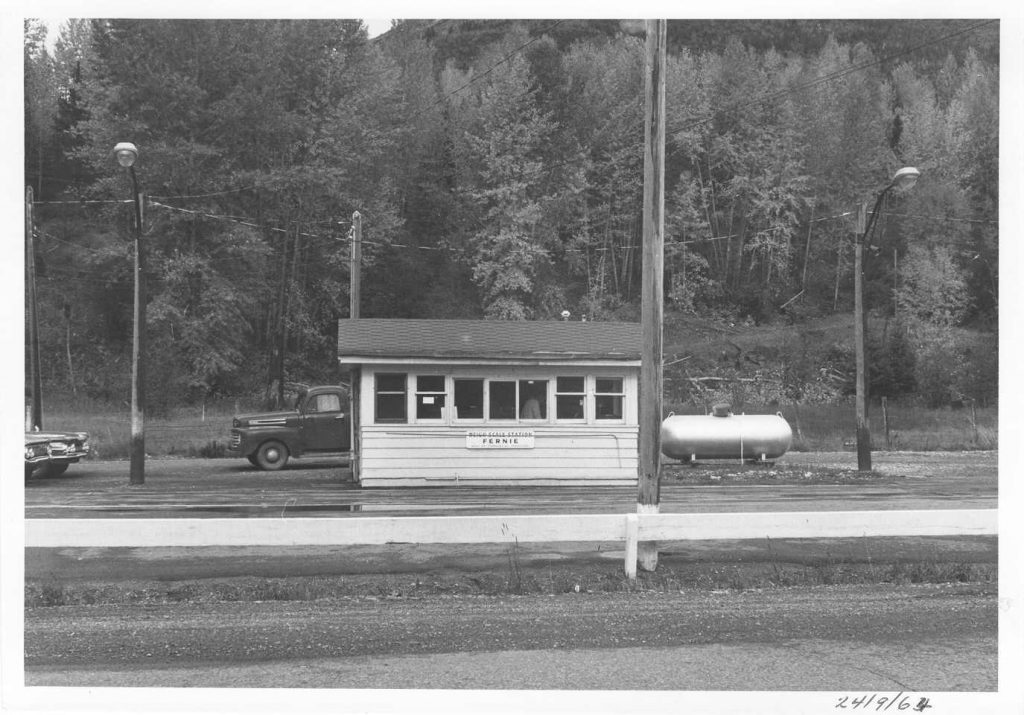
[255,440,289,471]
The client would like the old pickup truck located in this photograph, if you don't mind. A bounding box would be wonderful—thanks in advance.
[229,385,351,470]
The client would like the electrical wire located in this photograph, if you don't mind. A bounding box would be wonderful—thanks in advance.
[429,19,565,109]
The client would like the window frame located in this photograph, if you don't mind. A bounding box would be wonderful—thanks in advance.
[517,379,549,422]
[374,372,408,424]
[554,376,586,423]
[414,375,447,422]
[370,371,631,426]
[452,377,485,423]
[487,379,519,422]
[594,376,626,422]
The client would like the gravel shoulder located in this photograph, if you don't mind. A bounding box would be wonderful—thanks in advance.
[24,583,998,690]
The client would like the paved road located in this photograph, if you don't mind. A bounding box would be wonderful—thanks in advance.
[25,583,997,691]
[23,451,998,519]
[20,451,1008,701]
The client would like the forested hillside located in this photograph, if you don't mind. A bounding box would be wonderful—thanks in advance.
[24,18,999,410]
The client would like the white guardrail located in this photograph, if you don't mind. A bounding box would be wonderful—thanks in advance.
[26,509,997,579]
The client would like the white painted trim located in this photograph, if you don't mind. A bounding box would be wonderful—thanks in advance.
[24,515,623,547]
[636,509,998,540]
[341,357,642,367]
[26,509,997,579]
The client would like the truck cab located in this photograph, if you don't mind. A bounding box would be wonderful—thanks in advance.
[229,385,350,470]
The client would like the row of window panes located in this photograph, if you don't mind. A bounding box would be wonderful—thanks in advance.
[374,374,624,424]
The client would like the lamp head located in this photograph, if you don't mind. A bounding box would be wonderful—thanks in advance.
[891,166,919,191]
[113,142,138,168]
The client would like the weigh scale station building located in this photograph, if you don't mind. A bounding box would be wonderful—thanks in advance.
[337,318,643,487]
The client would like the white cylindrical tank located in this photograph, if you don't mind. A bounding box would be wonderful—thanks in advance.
[661,405,792,462]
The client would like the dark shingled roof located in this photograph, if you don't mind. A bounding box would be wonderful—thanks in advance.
[337,319,642,362]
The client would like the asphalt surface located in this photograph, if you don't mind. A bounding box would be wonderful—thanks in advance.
[19,450,1006,699]
[22,450,998,519]
[25,584,998,690]
[23,450,998,581]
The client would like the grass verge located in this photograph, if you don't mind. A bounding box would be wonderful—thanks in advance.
[26,558,996,608]
[37,396,996,461]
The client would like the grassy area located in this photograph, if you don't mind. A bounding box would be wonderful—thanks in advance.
[26,556,996,608]
[666,400,997,453]
[33,395,995,460]
[29,396,242,460]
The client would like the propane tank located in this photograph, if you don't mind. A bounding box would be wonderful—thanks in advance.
[661,403,792,462]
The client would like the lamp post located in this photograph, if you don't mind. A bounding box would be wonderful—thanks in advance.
[114,142,146,485]
[854,166,919,471]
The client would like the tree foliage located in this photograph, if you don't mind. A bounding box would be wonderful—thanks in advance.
[24,19,998,407]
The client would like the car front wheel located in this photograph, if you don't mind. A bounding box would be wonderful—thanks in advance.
[255,440,289,471]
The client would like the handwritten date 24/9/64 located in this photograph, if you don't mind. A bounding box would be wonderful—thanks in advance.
[835,693,933,711]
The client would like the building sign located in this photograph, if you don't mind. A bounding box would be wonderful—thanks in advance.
[466,430,535,449]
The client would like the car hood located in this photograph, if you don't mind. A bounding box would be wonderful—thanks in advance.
[26,431,88,442]
[234,411,298,426]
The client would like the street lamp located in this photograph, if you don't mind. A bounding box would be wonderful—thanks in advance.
[114,142,146,485]
[854,166,919,471]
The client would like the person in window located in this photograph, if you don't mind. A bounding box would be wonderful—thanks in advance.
[521,395,542,419]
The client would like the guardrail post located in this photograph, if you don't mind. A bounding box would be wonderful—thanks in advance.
[624,513,639,580]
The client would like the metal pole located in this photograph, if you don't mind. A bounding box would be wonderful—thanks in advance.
[129,171,146,485]
[350,211,361,320]
[637,18,666,573]
[25,186,43,431]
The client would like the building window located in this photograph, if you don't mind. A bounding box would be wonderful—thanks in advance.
[416,375,446,420]
[555,376,585,420]
[595,377,624,420]
[489,380,517,420]
[375,373,407,423]
[453,379,484,420]
[519,379,547,419]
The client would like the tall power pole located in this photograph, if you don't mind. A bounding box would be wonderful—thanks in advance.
[25,186,43,431]
[854,202,871,471]
[350,211,362,320]
[637,19,667,572]
[348,211,363,481]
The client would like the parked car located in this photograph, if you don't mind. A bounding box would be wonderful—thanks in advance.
[24,430,90,479]
[24,434,51,479]
[229,385,351,470]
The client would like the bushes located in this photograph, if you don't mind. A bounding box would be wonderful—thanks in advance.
[909,324,998,408]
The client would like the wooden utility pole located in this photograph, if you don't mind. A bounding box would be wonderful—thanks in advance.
[349,211,362,482]
[637,19,667,573]
[854,202,871,471]
[350,211,362,319]
[25,186,43,431]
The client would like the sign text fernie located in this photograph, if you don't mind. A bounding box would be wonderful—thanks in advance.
[465,430,535,449]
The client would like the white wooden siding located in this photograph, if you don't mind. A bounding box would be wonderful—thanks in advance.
[358,425,638,486]
[354,364,641,487]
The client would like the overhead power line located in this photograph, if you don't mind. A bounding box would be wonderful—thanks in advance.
[430,19,565,109]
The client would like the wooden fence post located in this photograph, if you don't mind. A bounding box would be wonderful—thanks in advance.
[624,513,639,580]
